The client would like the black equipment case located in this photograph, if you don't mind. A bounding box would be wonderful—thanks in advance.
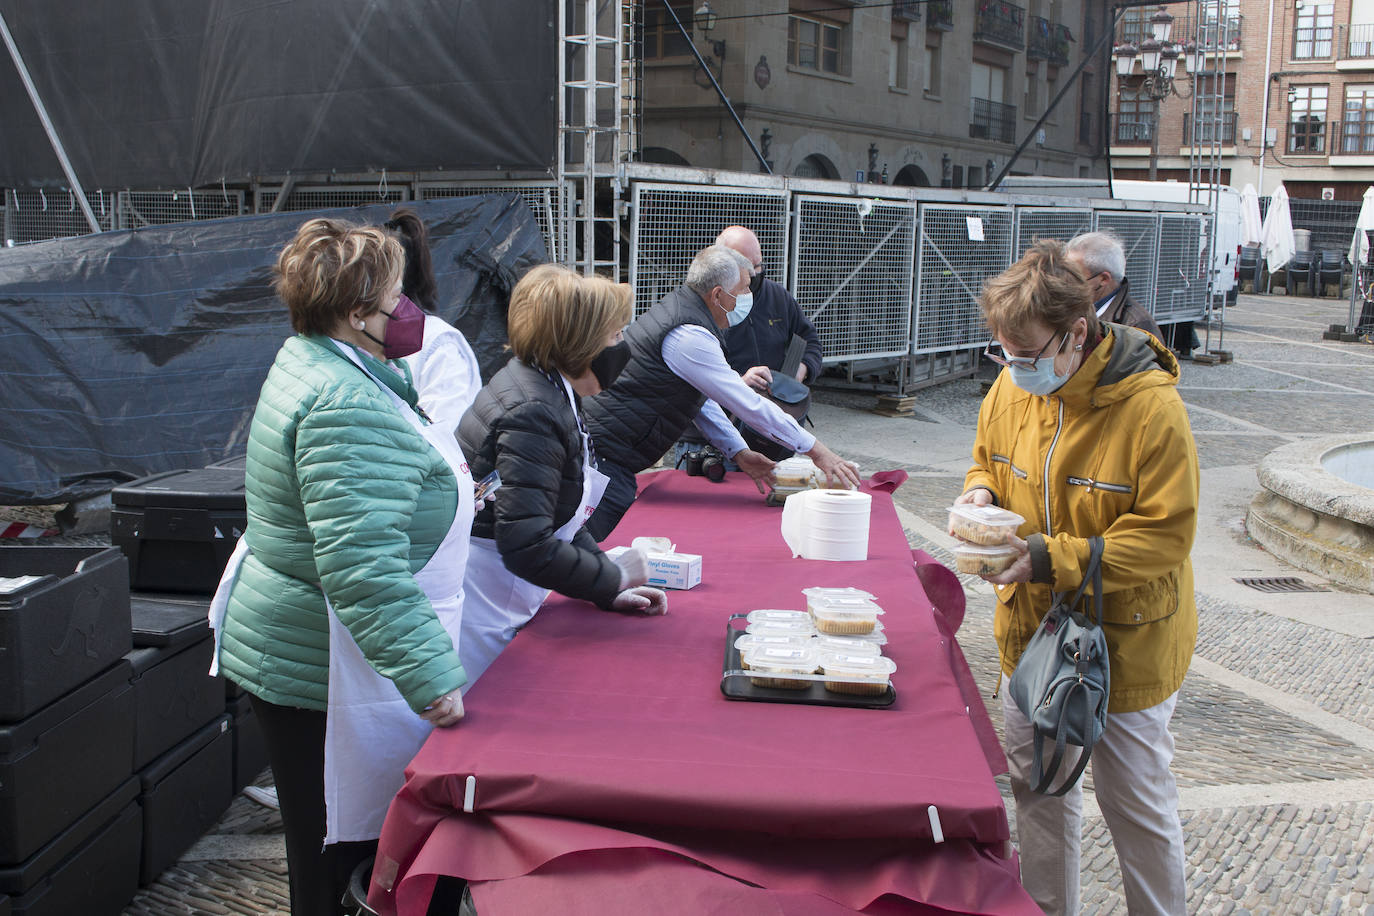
[110,468,246,594]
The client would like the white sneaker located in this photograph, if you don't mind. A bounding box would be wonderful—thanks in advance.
[243,785,280,810]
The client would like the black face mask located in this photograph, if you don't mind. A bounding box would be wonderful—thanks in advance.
[589,340,630,390]
[749,269,765,296]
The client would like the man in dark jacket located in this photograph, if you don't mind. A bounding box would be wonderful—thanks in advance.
[583,245,860,541]
[1066,230,1164,344]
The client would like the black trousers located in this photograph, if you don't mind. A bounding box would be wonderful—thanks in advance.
[584,460,638,542]
[249,694,377,916]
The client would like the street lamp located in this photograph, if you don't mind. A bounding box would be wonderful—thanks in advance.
[1113,7,1184,101]
[694,1,725,60]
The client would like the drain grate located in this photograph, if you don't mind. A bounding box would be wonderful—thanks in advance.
[1234,576,1330,593]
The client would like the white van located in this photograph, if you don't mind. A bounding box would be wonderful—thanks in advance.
[1110,180,1242,304]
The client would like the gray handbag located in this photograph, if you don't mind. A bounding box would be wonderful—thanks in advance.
[1007,537,1109,796]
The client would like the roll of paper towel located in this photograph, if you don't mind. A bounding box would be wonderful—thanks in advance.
[780,488,872,561]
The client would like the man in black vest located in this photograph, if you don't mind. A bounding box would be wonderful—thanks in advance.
[583,245,861,541]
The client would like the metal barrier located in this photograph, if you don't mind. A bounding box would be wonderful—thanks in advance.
[1013,207,1093,259]
[419,181,570,264]
[1095,211,1160,316]
[628,182,789,317]
[792,195,915,363]
[1154,213,1210,323]
[913,203,1014,354]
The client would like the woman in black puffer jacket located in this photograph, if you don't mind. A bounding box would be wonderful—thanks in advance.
[455,265,666,686]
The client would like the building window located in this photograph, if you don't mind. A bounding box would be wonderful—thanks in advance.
[789,14,844,74]
[1024,62,1040,116]
[1289,86,1329,153]
[641,2,693,60]
[1117,8,1148,45]
[924,32,942,94]
[1115,81,1156,143]
[1341,86,1374,153]
[1187,74,1236,144]
[890,36,909,89]
[1293,3,1334,59]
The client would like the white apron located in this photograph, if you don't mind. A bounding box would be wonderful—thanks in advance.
[319,342,475,844]
[458,373,608,686]
[205,341,474,845]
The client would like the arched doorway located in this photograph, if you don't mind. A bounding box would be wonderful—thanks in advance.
[640,147,691,166]
[893,165,931,187]
[793,154,839,180]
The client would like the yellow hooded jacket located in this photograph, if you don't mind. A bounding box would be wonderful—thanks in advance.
[964,323,1199,713]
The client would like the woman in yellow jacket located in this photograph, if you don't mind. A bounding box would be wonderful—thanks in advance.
[955,240,1198,915]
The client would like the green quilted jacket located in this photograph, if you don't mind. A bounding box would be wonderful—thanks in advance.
[218,335,466,713]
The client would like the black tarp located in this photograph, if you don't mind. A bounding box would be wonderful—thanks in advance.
[0,0,557,188]
[0,194,547,505]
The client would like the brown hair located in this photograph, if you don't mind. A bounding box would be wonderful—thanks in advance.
[383,207,438,312]
[979,238,1099,343]
[275,218,406,336]
[506,264,633,377]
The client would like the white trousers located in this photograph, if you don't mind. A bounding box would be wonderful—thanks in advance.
[1001,690,1187,916]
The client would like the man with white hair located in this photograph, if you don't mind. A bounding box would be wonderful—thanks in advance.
[583,245,861,541]
[1065,230,1164,343]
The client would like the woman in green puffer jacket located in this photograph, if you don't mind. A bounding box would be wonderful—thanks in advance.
[212,218,471,916]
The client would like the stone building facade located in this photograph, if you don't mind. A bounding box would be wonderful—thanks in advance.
[637,1,1107,188]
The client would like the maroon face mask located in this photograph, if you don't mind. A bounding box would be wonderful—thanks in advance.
[363,293,426,359]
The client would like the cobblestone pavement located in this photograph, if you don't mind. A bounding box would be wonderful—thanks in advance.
[116,293,1374,914]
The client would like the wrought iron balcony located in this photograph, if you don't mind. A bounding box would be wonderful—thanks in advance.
[1027,16,1070,65]
[926,1,953,31]
[1333,120,1374,155]
[1183,111,1238,145]
[1111,114,1154,145]
[974,1,1025,51]
[1340,23,1374,59]
[970,98,1017,144]
[892,0,921,23]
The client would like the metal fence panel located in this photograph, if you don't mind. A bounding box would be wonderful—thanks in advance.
[1154,213,1209,322]
[253,184,410,213]
[1013,207,1092,258]
[913,204,1013,353]
[3,189,117,244]
[420,181,567,262]
[791,195,916,363]
[1093,211,1159,316]
[628,183,788,315]
[118,190,244,228]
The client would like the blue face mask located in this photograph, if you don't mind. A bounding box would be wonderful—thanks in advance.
[1007,333,1077,396]
[725,291,753,327]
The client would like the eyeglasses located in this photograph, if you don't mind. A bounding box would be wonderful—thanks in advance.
[984,331,1067,371]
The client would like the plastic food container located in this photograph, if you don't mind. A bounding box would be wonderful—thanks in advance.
[809,597,883,635]
[742,645,820,690]
[801,586,876,606]
[773,457,820,489]
[812,634,884,656]
[953,542,1019,576]
[745,618,817,638]
[947,504,1025,546]
[734,633,812,668]
[820,652,897,696]
[745,609,811,627]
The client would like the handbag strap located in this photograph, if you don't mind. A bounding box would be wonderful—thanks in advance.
[1031,682,1097,796]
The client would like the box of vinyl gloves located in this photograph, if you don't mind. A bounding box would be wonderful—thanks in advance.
[605,537,702,590]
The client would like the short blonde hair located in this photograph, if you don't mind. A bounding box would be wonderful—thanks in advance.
[507,264,633,377]
[275,218,406,336]
[980,239,1099,343]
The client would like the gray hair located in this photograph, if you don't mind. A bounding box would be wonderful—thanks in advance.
[686,245,748,297]
[1066,230,1127,283]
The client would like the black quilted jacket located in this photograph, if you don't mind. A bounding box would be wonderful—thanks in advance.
[457,358,623,609]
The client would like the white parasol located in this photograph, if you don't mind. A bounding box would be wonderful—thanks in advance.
[1260,182,1295,273]
[1349,185,1374,267]
[1240,183,1263,247]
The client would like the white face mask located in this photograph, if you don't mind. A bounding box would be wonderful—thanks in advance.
[1007,333,1079,395]
[725,291,753,327]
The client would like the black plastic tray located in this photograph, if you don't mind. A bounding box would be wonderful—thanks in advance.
[718,618,894,709]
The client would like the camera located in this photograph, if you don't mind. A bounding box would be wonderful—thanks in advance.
[678,445,727,483]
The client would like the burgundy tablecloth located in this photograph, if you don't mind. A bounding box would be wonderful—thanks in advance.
[372,471,1034,915]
